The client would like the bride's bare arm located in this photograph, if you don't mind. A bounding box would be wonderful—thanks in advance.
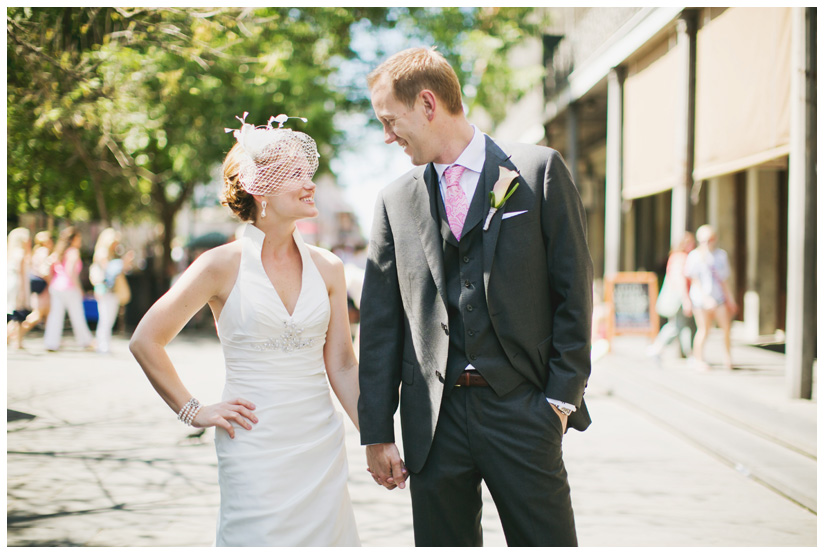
[312,248,360,430]
[130,243,257,438]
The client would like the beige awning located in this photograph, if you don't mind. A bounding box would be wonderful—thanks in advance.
[622,38,680,200]
[693,7,792,181]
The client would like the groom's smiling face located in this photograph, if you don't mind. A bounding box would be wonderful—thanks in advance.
[370,75,434,166]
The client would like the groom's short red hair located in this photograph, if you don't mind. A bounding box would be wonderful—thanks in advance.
[368,47,464,115]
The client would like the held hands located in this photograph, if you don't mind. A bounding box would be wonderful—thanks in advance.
[366,443,408,490]
[191,397,258,439]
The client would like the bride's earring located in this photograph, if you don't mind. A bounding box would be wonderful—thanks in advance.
[261,200,267,218]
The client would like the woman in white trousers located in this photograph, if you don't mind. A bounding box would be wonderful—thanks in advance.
[90,228,131,353]
[44,227,93,351]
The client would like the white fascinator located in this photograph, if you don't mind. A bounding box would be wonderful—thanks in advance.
[225,112,319,196]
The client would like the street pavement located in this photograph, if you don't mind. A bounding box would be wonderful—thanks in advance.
[6,326,817,547]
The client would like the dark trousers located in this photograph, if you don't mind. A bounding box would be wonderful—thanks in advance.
[409,381,578,546]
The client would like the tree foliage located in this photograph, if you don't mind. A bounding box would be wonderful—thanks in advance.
[400,7,546,123]
[7,7,543,285]
[7,7,391,282]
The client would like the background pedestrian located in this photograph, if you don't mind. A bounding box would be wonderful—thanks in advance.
[24,231,55,334]
[43,226,94,351]
[7,227,32,349]
[647,232,696,362]
[90,228,133,354]
[684,225,735,371]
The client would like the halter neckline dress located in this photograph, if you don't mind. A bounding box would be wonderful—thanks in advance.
[213,223,359,546]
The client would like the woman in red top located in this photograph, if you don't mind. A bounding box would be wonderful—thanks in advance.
[647,232,696,361]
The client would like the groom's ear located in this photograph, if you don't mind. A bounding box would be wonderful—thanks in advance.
[420,89,437,121]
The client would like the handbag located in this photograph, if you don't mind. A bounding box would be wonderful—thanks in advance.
[655,274,681,318]
[113,273,132,306]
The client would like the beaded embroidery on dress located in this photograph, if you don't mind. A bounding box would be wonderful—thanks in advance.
[213,223,359,546]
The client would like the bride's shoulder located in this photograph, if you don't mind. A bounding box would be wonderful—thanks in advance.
[306,245,345,284]
[187,241,242,281]
[306,245,343,271]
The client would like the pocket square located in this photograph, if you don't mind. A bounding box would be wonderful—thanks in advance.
[502,210,528,220]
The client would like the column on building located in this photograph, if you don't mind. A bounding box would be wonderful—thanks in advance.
[785,7,816,399]
[671,11,697,246]
[603,68,624,278]
[744,169,780,340]
[706,173,737,277]
[567,101,580,188]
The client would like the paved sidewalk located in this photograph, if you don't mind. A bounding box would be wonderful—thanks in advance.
[6,328,817,547]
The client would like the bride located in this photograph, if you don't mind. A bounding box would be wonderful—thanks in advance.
[130,114,360,546]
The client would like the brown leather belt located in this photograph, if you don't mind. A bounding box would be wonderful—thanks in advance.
[454,370,489,387]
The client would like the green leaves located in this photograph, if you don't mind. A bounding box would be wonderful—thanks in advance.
[398,7,544,125]
[8,6,541,281]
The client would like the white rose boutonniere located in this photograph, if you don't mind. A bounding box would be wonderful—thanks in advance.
[484,166,520,231]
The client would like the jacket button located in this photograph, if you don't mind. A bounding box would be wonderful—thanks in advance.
[470,354,478,361]
[463,256,470,263]
[467,305,474,312]
[464,280,471,288]
[468,330,475,336]
[441,323,449,335]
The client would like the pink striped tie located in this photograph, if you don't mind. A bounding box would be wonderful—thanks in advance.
[444,164,468,240]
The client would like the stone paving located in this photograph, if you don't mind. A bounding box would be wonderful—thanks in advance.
[6,328,817,547]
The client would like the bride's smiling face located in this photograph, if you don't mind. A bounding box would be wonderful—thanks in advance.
[260,157,318,222]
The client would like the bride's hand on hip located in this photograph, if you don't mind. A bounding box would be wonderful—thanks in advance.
[192,398,258,439]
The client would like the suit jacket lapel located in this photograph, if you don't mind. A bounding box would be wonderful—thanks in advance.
[413,164,449,307]
[481,136,519,293]
[460,170,489,238]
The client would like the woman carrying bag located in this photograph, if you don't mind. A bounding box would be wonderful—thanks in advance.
[647,232,696,361]
[90,228,133,354]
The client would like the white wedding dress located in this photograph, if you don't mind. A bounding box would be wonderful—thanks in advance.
[213,224,359,546]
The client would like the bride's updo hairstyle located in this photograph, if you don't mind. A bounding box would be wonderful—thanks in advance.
[220,143,257,222]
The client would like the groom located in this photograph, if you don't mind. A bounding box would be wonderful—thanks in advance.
[358,47,593,546]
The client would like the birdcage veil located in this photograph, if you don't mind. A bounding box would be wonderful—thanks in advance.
[225,112,319,196]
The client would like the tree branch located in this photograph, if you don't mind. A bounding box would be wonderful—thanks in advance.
[6,19,88,80]
[63,127,109,223]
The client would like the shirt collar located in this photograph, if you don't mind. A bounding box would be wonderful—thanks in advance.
[434,124,486,181]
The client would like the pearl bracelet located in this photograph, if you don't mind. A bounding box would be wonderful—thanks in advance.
[177,397,201,427]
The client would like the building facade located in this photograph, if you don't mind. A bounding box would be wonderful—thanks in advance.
[491,7,815,398]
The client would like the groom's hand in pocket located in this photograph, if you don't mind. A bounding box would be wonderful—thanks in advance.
[550,404,568,434]
[366,443,408,490]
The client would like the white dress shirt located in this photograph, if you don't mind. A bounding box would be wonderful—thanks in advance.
[433,124,487,204]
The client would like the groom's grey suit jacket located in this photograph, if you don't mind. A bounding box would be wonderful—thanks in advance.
[358,136,593,473]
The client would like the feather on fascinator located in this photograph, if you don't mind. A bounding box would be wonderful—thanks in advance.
[225,112,319,196]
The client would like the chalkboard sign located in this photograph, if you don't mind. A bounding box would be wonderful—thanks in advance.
[605,272,660,341]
